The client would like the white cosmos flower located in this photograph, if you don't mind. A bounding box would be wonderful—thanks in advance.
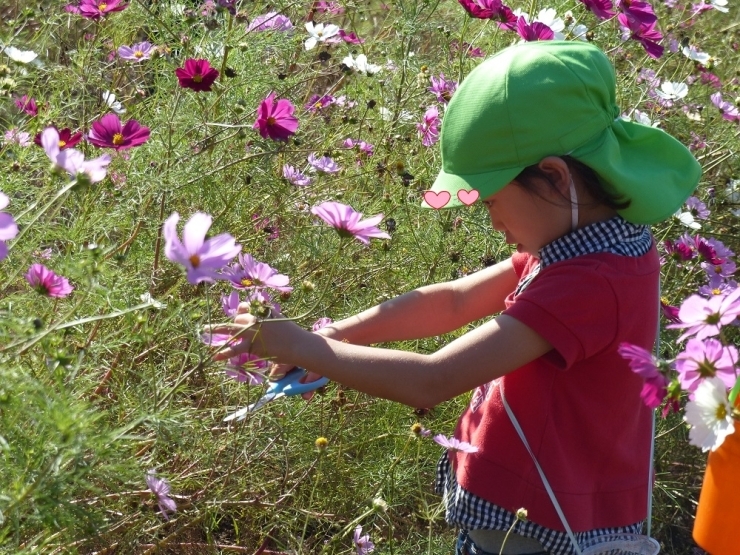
[682,45,711,65]
[102,91,126,115]
[378,106,413,123]
[655,81,689,101]
[3,46,38,64]
[304,22,340,51]
[535,8,565,39]
[633,109,660,127]
[684,376,735,452]
[675,209,701,230]
[342,53,381,76]
[711,0,729,12]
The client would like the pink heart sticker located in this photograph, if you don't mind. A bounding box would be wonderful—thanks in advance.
[423,190,451,210]
[457,189,480,206]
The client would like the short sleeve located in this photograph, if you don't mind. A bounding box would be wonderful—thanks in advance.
[511,252,532,279]
[503,261,618,369]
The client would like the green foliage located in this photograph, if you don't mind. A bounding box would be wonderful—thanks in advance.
[1,0,739,552]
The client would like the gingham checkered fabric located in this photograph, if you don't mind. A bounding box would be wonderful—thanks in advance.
[435,215,652,554]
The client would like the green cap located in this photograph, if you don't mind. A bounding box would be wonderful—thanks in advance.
[425,40,701,225]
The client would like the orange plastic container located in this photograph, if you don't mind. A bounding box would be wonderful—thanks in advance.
[693,430,740,555]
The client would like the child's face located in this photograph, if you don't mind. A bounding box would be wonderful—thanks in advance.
[481,181,571,256]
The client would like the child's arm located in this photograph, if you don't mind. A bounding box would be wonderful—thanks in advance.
[314,257,519,345]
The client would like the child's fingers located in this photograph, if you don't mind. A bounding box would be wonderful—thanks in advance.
[268,362,293,380]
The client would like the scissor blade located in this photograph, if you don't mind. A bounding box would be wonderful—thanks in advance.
[223,392,281,422]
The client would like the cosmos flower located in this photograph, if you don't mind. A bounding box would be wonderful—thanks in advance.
[253,93,299,141]
[684,376,735,451]
[675,338,738,394]
[416,106,440,147]
[283,164,312,187]
[429,74,457,103]
[617,343,669,409]
[354,525,375,555]
[25,264,74,298]
[14,95,38,116]
[2,46,37,64]
[225,352,268,384]
[654,81,688,102]
[339,29,364,44]
[118,41,154,61]
[76,0,128,18]
[0,192,19,262]
[311,201,391,245]
[222,253,292,292]
[342,53,381,76]
[175,58,220,92]
[4,129,31,147]
[304,94,335,113]
[102,90,126,114]
[710,92,740,122]
[307,153,341,173]
[312,317,333,331]
[616,0,657,25]
[618,15,664,59]
[668,288,740,341]
[577,0,615,19]
[34,127,82,150]
[515,16,555,41]
[433,434,479,453]
[222,290,241,317]
[304,21,340,50]
[41,127,111,183]
[145,471,177,520]
[246,12,294,32]
[87,113,150,150]
[163,212,242,284]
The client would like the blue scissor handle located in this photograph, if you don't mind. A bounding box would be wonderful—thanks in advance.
[269,367,329,396]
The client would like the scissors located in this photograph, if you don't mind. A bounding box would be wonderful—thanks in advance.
[223,367,330,422]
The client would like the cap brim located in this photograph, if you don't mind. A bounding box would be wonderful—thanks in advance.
[421,165,523,209]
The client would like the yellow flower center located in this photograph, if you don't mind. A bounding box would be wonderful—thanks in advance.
[58,140,66,147]
[713,288,721,295]
[716,403,728,421]
[134,50,144,58]
[98,2,107,10]
[240,278,254,287]
[112,133,125,145]
[193,73,202,83]
[189,254,201,268]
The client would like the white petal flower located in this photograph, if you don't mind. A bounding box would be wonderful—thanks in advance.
[655,81,689,101]
[682,45,711,65]
[535,8,565,34]
[684,376,735,452]
[675,210,701,230]
[304,22,339,50]
[342,53,380,76]
[711,0,729,12]
[102,91,126,115]
[3,46,38,64]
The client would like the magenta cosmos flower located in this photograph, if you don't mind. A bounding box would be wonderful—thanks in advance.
[578,0,615,18]
[417,106,440,147]
[617,342,669,409]
[87,113,150,150]
[175,59,219,92]
[668,288,740,341]
[433,434,479,453]
[163,212,242,284]
[34,126,82,150]
[0,192,19,261]
[675,338,738,394]
[146,471,177,520]
[311,201,390,245]
[516,16,555,41]
[253,92,299,141]
[14,95,38,116]
[118,41,154,61]
[76,0,128,18]
[25,264,74,298]
[222,253,292,292]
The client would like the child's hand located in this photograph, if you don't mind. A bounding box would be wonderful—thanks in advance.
[268,362,324,400]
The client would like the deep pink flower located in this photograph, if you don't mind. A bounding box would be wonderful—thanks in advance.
[617,343,669,409]
[222,253,292,292]
[675,338,738,393]
[226,352,268,384]
[578,0,616,19]
[145,471,177,520]
[661,301,681,323]
[253,93,299,141]
[14,95,37,116]
[315,0,345,14]
[25,264,74,297]
[0,193,18,262]
[450,40,486,58]
[433,434,479,453]
[618,14,664,59]
[77,0,128,19]
[175,59,220,92]
[311,201,391,245]
[429,74,457,103]
[339,29,364,43]
[87,114,150,150]
[515,16,555,41]
[163,212,242,284]
[118,41,154,61]
[304,94,335,113]
[416,106,440,147]
[668,288,740,341]
[34,127,82,150]
[616,0,657,25]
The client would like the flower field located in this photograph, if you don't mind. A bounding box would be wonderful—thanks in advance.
[1,0,739,552]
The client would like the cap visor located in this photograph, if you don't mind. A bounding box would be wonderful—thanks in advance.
[421,165,523,209]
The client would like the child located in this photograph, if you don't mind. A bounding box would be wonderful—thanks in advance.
[213,41,700,554]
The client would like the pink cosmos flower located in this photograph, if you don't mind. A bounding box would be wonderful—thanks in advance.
[77,0,128,19]
[34,127,82,150]
[118,41,154,61]
[617,342,669,409]
[315,0,345,14]
[578,0,616,19]
[312,317,333,331]
[686,196,710,220]
[246,12,294,32]
[515,16,555,41]
[354,525,375,555]
[25,264,74,297]
[283,164,312,187]
[87,114,150,150]
[226,352,268,384]
[312,202,391,245]
[429,74,457,103]
[668,288,740,341]
[304,94,335,113]
[339,30,364,44]
[253,93,299,141]
[222,253,292,292]
[416,106,440,147]
[222,291,241,317]
[163,212,242,284]
[175,59,220,92]
[661,301,681,323]
[675,338,738,394]
[145,471,177,520]
[14,95,38,116]
[433,434,479,453]
[41,127,111,183]
[4,129,31,147]
[710,92,740,122]
[307,153,341,173]
[616,0,657,25]
[618,15,664,59]
[0,192,19,261]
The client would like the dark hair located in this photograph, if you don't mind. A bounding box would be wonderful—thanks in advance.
[514,156,631,211]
